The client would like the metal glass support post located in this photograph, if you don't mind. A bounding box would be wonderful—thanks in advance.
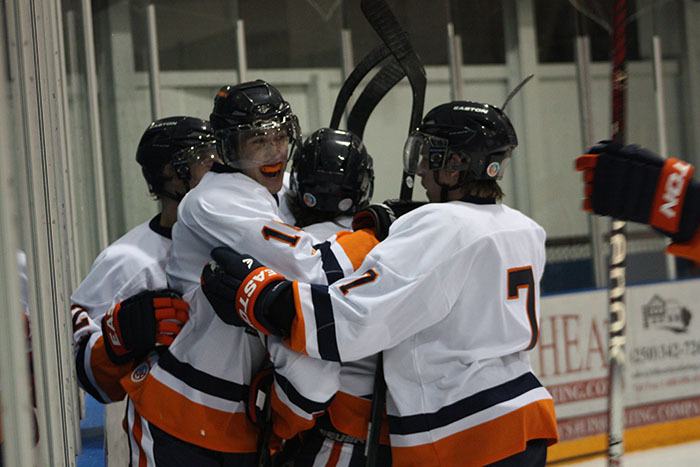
[0,5,37,465]
[81,0,109,249]
[340,29,354,79]
[54,4,83,455]
[236,19,248,83]
[454,33,464,97]
[575,13,608,289]
[651,9,678,280]
[64,9,85,289]
[447,22,463,101]
[146,2,162,120]
[340,2,354,121]
[502,0,541,216]
[6,0,82,464]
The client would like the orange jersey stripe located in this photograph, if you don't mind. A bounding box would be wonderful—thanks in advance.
[335,229,379,270]
[270,385,317,440]
[89,336,134,401]
[287,282,307,355]
[327,392,389,444]
[123,373,258,453]
[326,441,343,467]
[391,399,558,467]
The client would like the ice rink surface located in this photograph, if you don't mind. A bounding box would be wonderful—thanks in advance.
[560,440,700,466]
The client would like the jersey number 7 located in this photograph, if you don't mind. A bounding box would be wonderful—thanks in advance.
[507,266,538,350]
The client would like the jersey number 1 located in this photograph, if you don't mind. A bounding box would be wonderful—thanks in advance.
[261,226,300,247]
[507,266,538,350]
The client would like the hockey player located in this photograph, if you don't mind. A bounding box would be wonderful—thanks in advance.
[71,116,216,466]
[576,141,700,262]
[286,127,374,237]
[202,101,560,466]
[124,81,380,465]
[278,127,394,465]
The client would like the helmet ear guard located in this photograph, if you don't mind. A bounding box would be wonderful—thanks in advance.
[290,128,374,215]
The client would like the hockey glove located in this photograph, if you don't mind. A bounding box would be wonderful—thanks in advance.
[382,199,427,218]
[202,247,294,336]
[101,289,189,365]
[71,305,101,347]
[576,141,700,242]
[352,204,396,241]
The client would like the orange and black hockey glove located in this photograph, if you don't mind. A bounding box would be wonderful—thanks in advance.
[201,247,295,337]
[576,141,700,243]
[101,289,189,364]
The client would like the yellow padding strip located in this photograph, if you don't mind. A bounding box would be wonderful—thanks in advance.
[547,416,700,464]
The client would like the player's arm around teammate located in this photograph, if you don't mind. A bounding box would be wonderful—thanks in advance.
[126,81,378,464]
[204,101,559,467]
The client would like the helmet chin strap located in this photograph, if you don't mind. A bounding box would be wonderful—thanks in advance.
[159,174,191,202]
[159,190,186,202]
[433,171,465,203]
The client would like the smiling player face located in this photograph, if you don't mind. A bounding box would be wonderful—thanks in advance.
[237,128,289,194]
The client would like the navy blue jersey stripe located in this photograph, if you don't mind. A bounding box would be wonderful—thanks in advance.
[313,241,345,284]
[388,372,543,435]
[75,338,110,403]
[311,284,341,362]
[274,372,331,414]
[158,350,249,402]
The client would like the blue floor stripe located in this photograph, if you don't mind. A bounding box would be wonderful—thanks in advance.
[77,394,104,467]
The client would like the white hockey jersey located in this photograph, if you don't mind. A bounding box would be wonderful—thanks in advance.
[277,171,296,225]
[72,216,171,321]
[72,215,171,402]
[128,167,378,451]
[284,201,559,466]
[299,215,387,444]
[71,215,172,467]
[303,215,352,243]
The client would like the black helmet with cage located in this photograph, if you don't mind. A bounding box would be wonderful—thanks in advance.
[209,80,301,170]
[404,101,517,184]
[290,128,374,216]
[136,116,217,200]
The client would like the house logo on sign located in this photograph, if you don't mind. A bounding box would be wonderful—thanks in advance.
[642,295,692,334]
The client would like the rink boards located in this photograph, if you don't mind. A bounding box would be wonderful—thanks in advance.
[534,278,700,461]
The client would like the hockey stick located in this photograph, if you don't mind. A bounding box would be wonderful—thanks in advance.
[329,44,393,130]
[347,60,405,139]
[256,393,273,467]
[361,0,426,201]
[607,1,627,465]
[357,1,426,466]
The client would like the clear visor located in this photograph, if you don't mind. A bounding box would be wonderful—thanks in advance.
[403,132,449,175]
[226,115,300,170]
[172,141,219,168]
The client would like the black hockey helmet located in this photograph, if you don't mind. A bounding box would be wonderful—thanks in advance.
[136,116,217,199]
[290,128,374,214]
[403,101,517,181]
[210,80,301,170]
